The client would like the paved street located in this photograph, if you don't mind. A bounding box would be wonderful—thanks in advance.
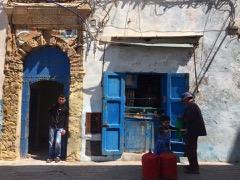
[0,160,239,180]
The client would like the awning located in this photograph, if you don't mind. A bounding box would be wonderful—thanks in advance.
[100,34,202,48]
[100,41,194,48]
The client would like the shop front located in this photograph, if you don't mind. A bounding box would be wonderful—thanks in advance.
[101,72,189,157]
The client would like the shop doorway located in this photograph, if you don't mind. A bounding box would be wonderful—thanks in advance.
[124,73,189,154]
[125,74,163,152]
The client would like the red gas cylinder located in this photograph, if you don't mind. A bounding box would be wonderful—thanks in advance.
[159,152,177,180]
[142,150,160,180]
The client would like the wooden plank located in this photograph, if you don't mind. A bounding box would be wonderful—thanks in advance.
[85,140,101,156]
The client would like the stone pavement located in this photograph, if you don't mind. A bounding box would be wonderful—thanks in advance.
[0,160,239,180]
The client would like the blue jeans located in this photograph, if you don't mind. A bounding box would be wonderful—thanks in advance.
[48,127,63,158]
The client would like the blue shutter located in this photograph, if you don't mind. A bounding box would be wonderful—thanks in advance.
[102,72,125,155]
[162,73,189,156]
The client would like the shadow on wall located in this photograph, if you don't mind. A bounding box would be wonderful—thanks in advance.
[0,1,8,31]
[102,45,192,72]
[82,45,193,160]
[83,84,102,112]
[0,1,8,136]
[228,127,240,162]
[83,0,237,160]
[84,45,193,112]
[99,0,236,17]
[23,46,70,80]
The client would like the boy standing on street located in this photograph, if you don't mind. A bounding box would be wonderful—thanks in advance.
[154,115,185,155]
[154,115,171,155]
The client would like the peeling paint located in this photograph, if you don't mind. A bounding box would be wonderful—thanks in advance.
[83,0,240,162]
[0,0,240,162]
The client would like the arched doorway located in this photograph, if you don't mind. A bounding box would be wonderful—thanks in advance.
[20,46,70,158]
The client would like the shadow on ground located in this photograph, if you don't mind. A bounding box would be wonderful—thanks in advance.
[178,164,240,180]
[0,163,239,180]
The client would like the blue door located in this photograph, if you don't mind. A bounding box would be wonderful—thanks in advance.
[162,73,189,156]
[102,72,125,155]
[20,46,70,157]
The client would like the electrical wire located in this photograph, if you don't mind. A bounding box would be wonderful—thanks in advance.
[196,14,231,80]
[137,2,142,36]
[99,24,229,34]
[193,12,233,95]
[200,5,212,74]
[193,34,228,94]
[124,2,131,36]
[193,46,198,93]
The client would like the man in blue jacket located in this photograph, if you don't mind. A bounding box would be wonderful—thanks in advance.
[182,92,207,174]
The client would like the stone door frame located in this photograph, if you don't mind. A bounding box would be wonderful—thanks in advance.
[0,27,86,161]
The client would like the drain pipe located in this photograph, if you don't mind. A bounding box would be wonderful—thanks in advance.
[193,45,198,95]
[101,43,107,87]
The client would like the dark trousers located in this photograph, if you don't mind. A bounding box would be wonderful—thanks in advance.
[185,136,199,170]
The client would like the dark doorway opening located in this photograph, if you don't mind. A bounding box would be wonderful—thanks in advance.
[125,73,163,153]
[28,80,64,159]
[126,74,162,108]
[124,73,188,155]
